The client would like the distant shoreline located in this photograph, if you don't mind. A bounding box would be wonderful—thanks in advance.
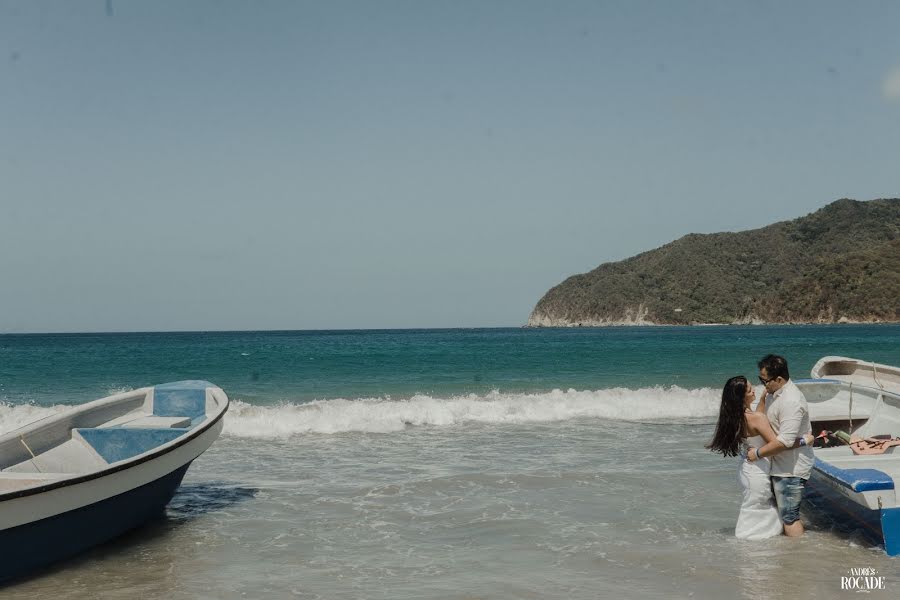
[4,322,900,336]
[523,319,900,328]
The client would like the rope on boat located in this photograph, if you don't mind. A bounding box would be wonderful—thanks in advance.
[873,361,885,390]
[19,437,42,473]
[848,382,853,435]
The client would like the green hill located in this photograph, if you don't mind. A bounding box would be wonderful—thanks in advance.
[528,198,900,326]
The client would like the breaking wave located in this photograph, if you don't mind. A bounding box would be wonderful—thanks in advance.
[223,386,719,438]
[0,403,59,433]
[0,387,720,439]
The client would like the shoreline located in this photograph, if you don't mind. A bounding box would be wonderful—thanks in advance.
[523,318,900,328]
[3,321,900,337]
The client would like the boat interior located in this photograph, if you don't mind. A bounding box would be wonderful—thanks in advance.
[805,380,900,494]
[0,382,217,495]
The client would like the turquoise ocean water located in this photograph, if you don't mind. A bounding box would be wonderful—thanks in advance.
[3,325,900,407]
[2,325,899,598]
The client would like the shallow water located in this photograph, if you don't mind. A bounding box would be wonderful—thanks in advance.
[2,326,899,597]
[5,421,897,599]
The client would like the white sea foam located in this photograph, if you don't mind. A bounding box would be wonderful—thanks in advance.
[106,386,134,396]
[0,387,720,439]
[0,403,59,433]
[223,386,720,438]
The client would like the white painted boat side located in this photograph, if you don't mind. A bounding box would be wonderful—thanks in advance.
[0,417,223,530]
[811,356,900,393]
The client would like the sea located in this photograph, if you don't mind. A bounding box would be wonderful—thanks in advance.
[1,324,899,599]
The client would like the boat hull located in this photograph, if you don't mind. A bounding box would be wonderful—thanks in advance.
[807,470,888,551]
[808,471,900,555]
[1,415,223,531]
[798,376,900,555]
[0,463,190,582]
[0,383,228,583]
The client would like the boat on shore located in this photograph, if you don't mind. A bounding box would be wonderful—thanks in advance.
[799,362,900,554]
[0,381,228,582]
[811,356,900,393]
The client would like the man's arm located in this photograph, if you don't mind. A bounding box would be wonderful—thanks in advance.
[747,413,812,447]
[749,396,806,461]
[751,437,789,460]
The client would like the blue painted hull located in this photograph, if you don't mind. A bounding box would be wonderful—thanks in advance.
[880,506,900,556]
[807,471,900,555]
[0,462,191,584]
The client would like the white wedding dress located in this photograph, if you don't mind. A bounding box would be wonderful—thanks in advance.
[735,434,783,540]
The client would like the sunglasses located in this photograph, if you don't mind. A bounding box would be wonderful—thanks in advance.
[758,375,778,384]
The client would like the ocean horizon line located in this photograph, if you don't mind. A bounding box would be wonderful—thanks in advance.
[2,321,900,337]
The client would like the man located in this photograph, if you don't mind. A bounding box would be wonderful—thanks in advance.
[747,354,815,537]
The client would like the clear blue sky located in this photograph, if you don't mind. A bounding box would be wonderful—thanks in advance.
[1,1,898,332]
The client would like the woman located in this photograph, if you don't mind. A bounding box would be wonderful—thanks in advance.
[706,376,813,540]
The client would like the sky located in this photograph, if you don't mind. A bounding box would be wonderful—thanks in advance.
[1,1,899,332]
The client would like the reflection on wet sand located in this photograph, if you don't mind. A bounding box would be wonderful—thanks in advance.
[2,483,257,597]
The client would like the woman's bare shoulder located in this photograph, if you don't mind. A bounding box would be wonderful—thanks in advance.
[744,411,768,427]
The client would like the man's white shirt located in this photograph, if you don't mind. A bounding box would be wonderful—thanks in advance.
[763,379,815,479]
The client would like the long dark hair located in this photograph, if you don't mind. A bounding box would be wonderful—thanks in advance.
[706,376,749,457]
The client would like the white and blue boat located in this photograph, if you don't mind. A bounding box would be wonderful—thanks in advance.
[798,361,900,555]
[0,381,228,582]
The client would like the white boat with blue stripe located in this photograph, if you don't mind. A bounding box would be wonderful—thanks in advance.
[799,361,900,555]
[0,380,228,582]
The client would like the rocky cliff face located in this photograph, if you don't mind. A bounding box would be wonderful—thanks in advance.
[528,198,900,327]
[528,304,653,327]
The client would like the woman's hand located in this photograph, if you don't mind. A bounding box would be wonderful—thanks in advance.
[755,392,767,413]
[804,433,815,446]
[747,447,758,462]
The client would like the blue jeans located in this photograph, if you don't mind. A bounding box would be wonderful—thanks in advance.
[772,476,806,524]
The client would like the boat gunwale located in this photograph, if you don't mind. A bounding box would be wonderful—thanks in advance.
[0,391,228,504]
[799,376,900,397]
[811,356,900,390]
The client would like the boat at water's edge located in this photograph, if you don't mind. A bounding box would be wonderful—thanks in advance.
[799,363,900,555]
[0,381,228,582]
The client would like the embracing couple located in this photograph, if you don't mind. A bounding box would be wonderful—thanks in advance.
[707,354,816,540]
